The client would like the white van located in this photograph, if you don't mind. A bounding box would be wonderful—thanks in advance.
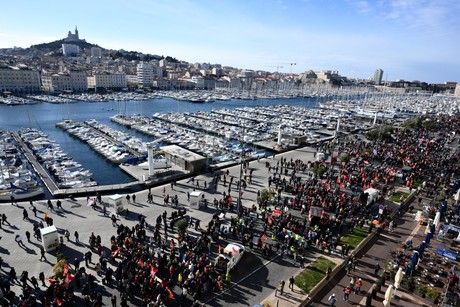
[364,188,381,205]
[316,152,326,162]
[215,243,246,273]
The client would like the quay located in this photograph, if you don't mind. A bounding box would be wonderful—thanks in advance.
[12,131,143,198]
[11,131,60,194]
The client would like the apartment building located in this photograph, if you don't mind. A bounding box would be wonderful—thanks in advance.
[0,64,41,94]
[87,72,127,91]
[41,70,87,93]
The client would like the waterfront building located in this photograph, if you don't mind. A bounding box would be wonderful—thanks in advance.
[374,68,384,85]
[87,72,127,92]
[0,64,41,94]
[191,75,205,89]
[41,70,88,93]
[136,62,154,88]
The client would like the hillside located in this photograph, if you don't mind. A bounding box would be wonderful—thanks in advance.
[30,39,101,52]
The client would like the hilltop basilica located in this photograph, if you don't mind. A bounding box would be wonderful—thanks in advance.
[64,26,86,43]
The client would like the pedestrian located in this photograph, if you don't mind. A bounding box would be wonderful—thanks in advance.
[187,191,190,201]
[354,278,363,294]
[64,229,70,241]
[126,194,130,204]
[47,199,54,211]
[10,195,16,206]
[25,231,31,242]
[38,272,45,287]
[74,230,79,243]
[15,234,25,247]
[2,213,10,225]
[343,286,351,301]
[102,204,107,216]
[111,294,117,307]
[40,246,47,261]
[374,263,381,275]
[289,276,295,290]
[56,199,62,210]
[23,208,29,220]
[349,276,355,291]
[111,214,117,227]
[132,194,136,203]
[32,205,37,217]
[279,280,285,295]
[74,258,80,271]
[328,293,337,306]
[30,276,39,289]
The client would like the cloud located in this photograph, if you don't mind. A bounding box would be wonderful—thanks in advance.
[347,0,372,14]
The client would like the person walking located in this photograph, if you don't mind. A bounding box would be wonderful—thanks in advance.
[349,276,355,291]
[111,294,117,307]
[279,280,285,295]
[40,246,47,261]
[64,229,70,241]
[2,213,10,225]
[56,199,62,211]
[32,205,37,217]
[15,234,26,247]
[74,230,79,243]
[374,262,381,275]
[354,278,363,294]
[126,194,131,204]
[132,194,136,203]
[38,272,45,287]
[343,286,351,301]
[25,231,31,242]
[328,293,337,306]
[289,276,295,290]
[23,208,29,221]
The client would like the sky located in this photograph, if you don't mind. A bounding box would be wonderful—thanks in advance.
[1,0,459,83]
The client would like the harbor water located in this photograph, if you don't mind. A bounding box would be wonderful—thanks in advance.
[0,96,319,192]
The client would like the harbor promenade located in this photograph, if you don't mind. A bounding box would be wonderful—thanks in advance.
[0,146,320,306]
[0,141,450,307]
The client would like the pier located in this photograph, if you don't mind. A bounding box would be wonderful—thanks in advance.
[12,131,60,194]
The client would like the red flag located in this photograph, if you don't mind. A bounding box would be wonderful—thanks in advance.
[63,263,69,275]
[65,272,74,285]
[138,258,144,267]
[150,265,158,277]
[167,288,174,299]
[170,239,174,249]
[112,248,122,257]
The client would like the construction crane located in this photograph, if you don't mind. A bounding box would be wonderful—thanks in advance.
[267,65,284,73]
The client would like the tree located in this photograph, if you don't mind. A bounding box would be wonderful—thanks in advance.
[340,154,351,165]
[257,188,271,204]
[175,219,188,238]
[312,164,327,178]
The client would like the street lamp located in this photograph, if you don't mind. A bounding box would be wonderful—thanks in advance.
[236,128,245,214]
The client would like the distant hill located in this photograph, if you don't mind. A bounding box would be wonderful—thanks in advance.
[30,39,101,52]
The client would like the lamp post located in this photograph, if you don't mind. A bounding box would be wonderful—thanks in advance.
[236,128,245,214]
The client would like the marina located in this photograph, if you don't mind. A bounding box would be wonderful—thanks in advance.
[0,91,459,201]
[0,130,44,201]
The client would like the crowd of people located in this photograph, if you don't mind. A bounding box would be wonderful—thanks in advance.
[0,115,459,306]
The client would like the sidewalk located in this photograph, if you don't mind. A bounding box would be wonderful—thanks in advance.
[307,192,436,307]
